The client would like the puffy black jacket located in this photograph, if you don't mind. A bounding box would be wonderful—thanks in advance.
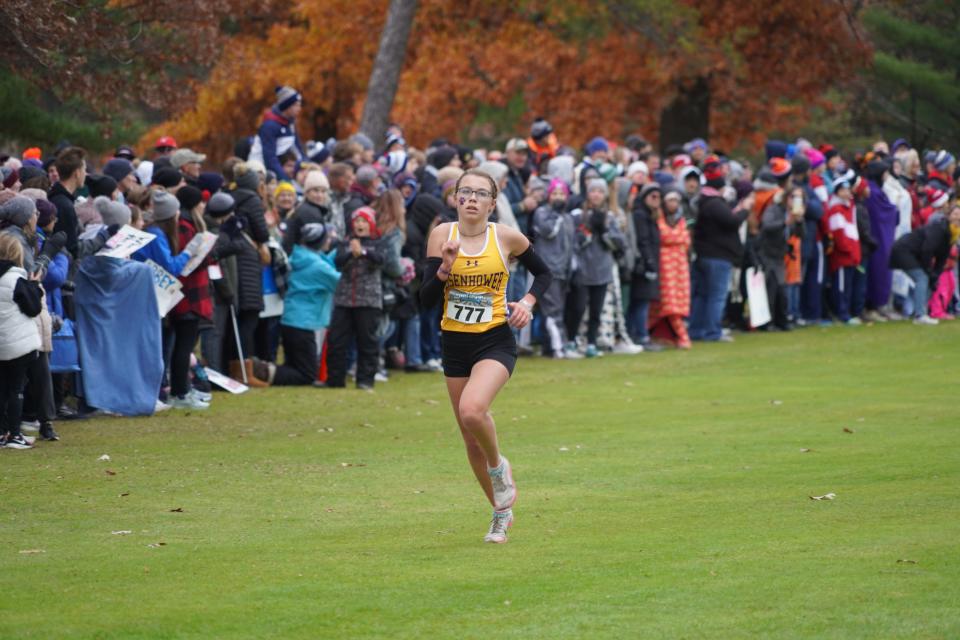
[695,195,748,265]
[49,182,80,257]
[630,204,661,302]
[229,188,269,311]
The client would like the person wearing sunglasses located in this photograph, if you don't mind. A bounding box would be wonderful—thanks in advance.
[419,169,552,544]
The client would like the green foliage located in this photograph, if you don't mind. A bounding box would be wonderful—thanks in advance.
[0,74,147,154]
[859,2,960,148]
[2,323,959,638]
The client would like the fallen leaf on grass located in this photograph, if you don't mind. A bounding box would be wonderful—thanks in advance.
[558,447,570,452]
[111,530,133,535]
[325,508,335,513]
[770,400,783,406]
[414,490,425,494]
[147,542,167,549]
[169,507,184,513]
[624,381,634,387]
[800,448,813,453]
[809,493,836,501]
[105,470,117,476]
[360,422,374,428]
[504,600,511,606]
[423,399,439,405]
[843,428,854,433]
[896,559,918,564]
[19,549,44,555]
[119,492,130,497]
[288,433,300,438]
[98,454,111,462]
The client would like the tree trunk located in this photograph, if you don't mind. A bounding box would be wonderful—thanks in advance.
[359,0,418,149]
[658,76,710,153]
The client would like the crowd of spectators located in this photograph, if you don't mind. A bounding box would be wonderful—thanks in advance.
[2,85,958,450]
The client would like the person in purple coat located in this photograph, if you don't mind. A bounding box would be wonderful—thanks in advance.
[864,160,901,319]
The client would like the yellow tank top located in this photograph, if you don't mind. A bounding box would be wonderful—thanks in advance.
[441,222,510,333]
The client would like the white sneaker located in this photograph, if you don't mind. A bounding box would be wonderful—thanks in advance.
[425,358,443,371]
[374,370,389,383]
[913,315,939,326]
[155,399,172,413]
[171,394,210,410]
[190,388,213,403]
[846,317,862,326]
[20,420,40,433]
[488,456,517,511]
[484,509,513,544]
[4,434,33,449]
[611,340,643,355]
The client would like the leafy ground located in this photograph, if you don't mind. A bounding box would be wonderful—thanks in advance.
[2,322,959,639]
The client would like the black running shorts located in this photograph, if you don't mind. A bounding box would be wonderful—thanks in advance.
[441,323,518,378]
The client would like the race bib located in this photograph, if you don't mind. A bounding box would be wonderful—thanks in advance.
[446,289,494,324]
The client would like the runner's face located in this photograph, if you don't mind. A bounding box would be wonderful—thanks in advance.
[456,175,495,221]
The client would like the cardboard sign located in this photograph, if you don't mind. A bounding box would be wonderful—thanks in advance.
[96,225,155,259]
[180,232,219,277]
[204,367,249,394]
[144,259,185,317]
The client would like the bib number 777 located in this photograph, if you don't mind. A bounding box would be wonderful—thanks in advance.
[446,289,494,324]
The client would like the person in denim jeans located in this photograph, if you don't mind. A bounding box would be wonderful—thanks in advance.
[689,178,752,341]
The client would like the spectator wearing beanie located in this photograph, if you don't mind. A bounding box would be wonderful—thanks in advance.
[152,167,186,193]
[821,174,861,324]
[284,170,331,255]
[864,160,901,319]
[162,186,214,409]
[131,191,194,276]
[199,193,241,375]
[690,177,751,341]
[225,163,270,381]
[103,158,138,198]
[326,207,386,389]
[790,153,826,325]
[248,86,305,181]
[347,165,381,213]
[77,174,119,229]
[532,179,577,358]
[271,223,341,386]
[0,196,39,273]
[627,183,661,349]
[648,187,692,349]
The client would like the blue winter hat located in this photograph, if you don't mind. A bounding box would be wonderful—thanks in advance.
[890,138,909,154]
[585,137,609,156]
[683,138,708,154]
[653,171,676,188]
[274,86,302,112]
[103,158,135,184]
[933,150,955,172]
[764,140,788,161]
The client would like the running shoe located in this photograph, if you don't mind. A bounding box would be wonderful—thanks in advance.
[484,509,513,544]
[171,394,210,410]
[611,340,643,355]
[489,456,517,510]
[190,388,213,403]
[20,420,40,433]
[4,434,33,450]
[39,423,60,441]
[585,344,602,358]
[913,315,939,326]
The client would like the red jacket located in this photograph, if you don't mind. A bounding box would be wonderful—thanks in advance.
[172,217,213,321]
[822,195,861,271]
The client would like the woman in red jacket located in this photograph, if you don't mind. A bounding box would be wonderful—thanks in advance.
[822,173,861,324]
[170,186,215,409]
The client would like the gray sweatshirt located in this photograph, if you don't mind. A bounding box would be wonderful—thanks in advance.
[532,204,575,280]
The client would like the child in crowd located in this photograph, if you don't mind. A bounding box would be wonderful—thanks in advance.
[0,233,43,449]
[573,178,624,357]
[532,178,577,358]
[326,207,386,389]
[822,173,862,324]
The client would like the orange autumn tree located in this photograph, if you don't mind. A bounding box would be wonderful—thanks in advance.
[144,0,866,157]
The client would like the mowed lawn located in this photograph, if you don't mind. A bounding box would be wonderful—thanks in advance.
[2,322,959,639]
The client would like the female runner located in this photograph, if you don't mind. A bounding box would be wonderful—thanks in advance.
[419,169,552,544]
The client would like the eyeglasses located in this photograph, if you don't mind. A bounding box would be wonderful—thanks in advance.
[457,187,494,201]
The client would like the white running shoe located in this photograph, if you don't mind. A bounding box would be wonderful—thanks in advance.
[484,509,513,544]
[171,394,210,410]
[155,399,172,413]
[913,315,939,326]
[190,388,213,403]
[488,456,517,511]
[20,420,40,433]
[611,340,643,355]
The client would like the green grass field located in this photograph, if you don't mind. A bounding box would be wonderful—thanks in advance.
[2,322,959,639]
